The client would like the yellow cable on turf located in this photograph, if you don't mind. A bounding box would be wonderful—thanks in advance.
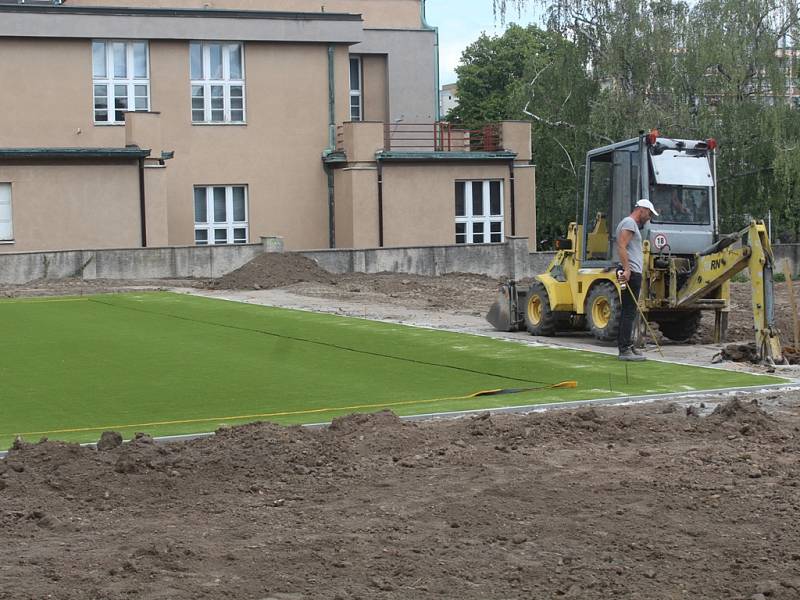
[5,382,578,439]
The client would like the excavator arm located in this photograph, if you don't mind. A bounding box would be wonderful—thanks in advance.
[675,220,783,364]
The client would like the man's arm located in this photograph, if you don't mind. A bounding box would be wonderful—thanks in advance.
[617,228,633,281]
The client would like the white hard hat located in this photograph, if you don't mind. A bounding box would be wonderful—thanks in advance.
[635,198,659,217]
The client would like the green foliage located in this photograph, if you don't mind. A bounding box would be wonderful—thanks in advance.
[474,0,800,242]
[448,24,546,126]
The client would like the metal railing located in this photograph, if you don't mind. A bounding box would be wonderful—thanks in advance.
[384,122,502,152]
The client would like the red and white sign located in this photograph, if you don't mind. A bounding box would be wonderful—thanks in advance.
[653,233,669,250]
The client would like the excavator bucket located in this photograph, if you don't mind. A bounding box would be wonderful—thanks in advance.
[486,281,523,332]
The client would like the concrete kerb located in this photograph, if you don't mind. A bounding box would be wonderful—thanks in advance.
[1,381,796,460]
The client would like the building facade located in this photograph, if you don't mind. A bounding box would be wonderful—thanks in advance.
[0,0,535,253]
[439,82,458,118]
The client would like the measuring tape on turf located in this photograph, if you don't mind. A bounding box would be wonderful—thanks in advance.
[5,381,578,439]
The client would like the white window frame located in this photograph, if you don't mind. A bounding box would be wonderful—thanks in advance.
[194,185,249,245]
[0,183,13,242]
[349,56,363,121]
[92,40,150,125]
[190,42,246,124]
[455,180,504,244]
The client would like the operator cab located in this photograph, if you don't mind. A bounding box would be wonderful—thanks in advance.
[580,130,717,267]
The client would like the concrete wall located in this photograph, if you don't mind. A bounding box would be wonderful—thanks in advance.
[304,237,552,279]
[3,240,795,286]
[0,244,263,284]
[0,237,554,284]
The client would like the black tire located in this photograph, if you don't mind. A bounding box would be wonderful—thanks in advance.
[656,311,702,341]
[585,281,621,341]
[524,281,558,336]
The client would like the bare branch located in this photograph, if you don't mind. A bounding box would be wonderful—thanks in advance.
[528,62,553,87]
[560,90,573,110]
[553,137,576,176]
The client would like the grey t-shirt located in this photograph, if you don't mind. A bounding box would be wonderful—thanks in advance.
[615,216,643,274]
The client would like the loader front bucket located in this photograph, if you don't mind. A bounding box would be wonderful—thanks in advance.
[486,282,521,332]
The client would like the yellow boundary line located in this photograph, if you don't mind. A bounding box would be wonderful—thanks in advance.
[6,383,576,439]
[0,297,90,304]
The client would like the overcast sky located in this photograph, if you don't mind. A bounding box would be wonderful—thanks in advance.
[424,1,544,85]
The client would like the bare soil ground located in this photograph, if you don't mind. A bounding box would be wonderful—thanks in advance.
[2,395,800,600]
[2,254,800,599]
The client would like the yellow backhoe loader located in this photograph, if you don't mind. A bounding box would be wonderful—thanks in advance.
[487,130,784,364]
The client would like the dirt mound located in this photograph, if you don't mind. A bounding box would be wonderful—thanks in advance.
[718,342,760,363]
[714,342,800,365]
[679,396,780,439]
[211,253,337,290]
[329,409,403,433]
[707,397,775,431]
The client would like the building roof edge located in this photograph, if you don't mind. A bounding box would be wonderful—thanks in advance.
[0,147,151,160]
[0,3,363,22]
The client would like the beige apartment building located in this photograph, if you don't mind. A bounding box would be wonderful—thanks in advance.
[0,0,535,253]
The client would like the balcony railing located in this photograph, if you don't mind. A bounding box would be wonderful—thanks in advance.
[332,121,504,155]
[384,122,502,152]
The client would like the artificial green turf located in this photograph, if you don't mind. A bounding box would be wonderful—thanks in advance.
[0,291,786,448]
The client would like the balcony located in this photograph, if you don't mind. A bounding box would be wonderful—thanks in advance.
[330,120,531,164]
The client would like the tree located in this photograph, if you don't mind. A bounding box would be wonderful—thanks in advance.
[477,0,800,240]
[447,24,547,126]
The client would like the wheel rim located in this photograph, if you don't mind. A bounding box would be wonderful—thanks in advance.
[528,295,543,325]
[591,296,611,329]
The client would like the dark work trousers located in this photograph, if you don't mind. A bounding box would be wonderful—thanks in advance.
[618,271,642,352]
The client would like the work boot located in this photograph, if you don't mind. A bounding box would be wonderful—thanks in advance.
[631,346,645,357]
[618,348,646,362]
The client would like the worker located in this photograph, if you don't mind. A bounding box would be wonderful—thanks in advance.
[615,198,658,361]
[670,189,692,221]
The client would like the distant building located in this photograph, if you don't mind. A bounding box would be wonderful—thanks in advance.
[440,83,458,118]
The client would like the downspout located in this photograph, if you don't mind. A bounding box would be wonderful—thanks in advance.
[377,158,384,247]
[508,159,516,236]
[325,44,336,248]
[138,157,147,247]
[420,0,441,122]
[327,45,336,151]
